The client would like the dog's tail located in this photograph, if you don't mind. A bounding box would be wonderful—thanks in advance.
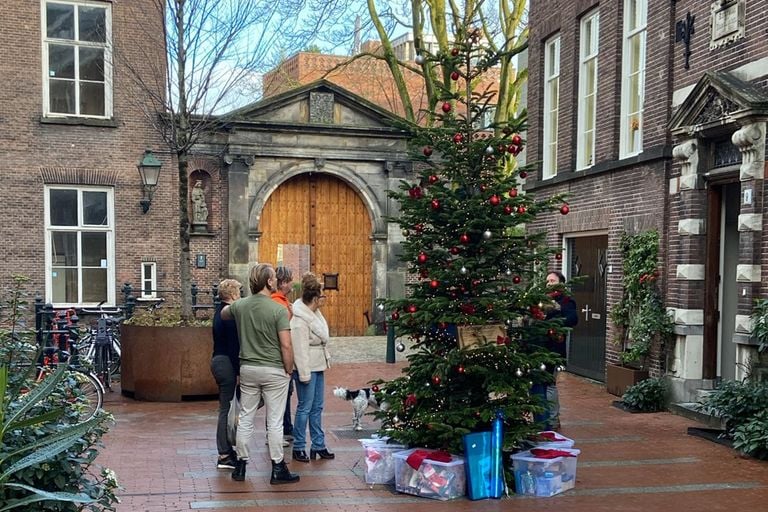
[333,386,356,401]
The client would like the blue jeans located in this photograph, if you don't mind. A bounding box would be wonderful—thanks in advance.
[210,355,237,456]
[292,370,326,451]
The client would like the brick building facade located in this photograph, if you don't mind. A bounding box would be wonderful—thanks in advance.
[527,0,768,401]
[0,1,188,308]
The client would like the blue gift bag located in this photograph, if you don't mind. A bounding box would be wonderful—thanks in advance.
[463,431,492,500]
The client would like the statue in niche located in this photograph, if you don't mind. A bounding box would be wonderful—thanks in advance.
[191,180,208,225]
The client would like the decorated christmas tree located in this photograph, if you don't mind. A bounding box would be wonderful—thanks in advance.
[374,29,571,454]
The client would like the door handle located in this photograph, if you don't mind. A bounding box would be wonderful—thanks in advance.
[581,305,591,320]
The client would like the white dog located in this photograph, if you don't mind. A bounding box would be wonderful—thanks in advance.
[333,387,387,431]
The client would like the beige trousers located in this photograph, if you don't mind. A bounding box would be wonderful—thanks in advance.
[236,365,291,463]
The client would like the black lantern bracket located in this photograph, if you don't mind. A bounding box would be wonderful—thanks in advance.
[675,11,695,70]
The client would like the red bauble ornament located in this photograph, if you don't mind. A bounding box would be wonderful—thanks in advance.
[431,375,441,385]
[431,199,441,210]
[428,175,439,185]
[423,146,433,157]
[560,204,570,215]
[450,246,460,255]
[512,275,522,284]
[451,47,460,56]
[512,145,523,156]
[457,365,465,374]
[391,311,400,320]
[472,279,481,287]
[507,144,518,154]
[405,393,417,408]
[508,188,518,198]
[489,194,500,206]
[459,233,470,244]
[414,223,424,233]
[555,252,563,261]
[417,252,428,264]
[460,303,476,315]
[519,171,528,179]
[453,133,464,144]
[500,286,507,292]
[504,205,513,215]
[441,102,452,113]
[450,71,460,81]
[408,186,422,199]
[511,134,523,145]
[479,184,488,192]
[518,205,527,214]
[429,279,439,289]
[371,384,380,392]
[407,304,417,314]
[547,328,556,337]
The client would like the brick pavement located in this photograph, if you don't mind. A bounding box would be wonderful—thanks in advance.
[99,337,768,511]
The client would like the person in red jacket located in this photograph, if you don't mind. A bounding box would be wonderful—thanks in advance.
[271,266,295,444]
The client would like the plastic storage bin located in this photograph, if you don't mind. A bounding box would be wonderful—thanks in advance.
[360,438,408,484]
[393,448,466,500]
[512,448,580,497]
[530,431,575,449]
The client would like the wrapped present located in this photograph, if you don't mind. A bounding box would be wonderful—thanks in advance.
[393,448,466,500]
[360,438,407,484]
[529,431,575,449]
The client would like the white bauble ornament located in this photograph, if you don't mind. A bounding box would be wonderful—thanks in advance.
[415,54,425,64]
[483,230,492,240]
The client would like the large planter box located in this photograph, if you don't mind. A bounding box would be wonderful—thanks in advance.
[121,324,217,402]
[606,364,649,397]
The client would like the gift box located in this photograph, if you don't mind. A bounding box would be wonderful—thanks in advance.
[530,431,575,449]
[360,438,408,484]
[393,448,466,500]
[511,448,580,497]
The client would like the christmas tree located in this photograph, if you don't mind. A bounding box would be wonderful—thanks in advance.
[374,29,571,454]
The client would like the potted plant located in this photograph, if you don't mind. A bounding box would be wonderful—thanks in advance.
[607,231,674,396]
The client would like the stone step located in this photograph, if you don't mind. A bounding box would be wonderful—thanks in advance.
[668,401,725,429]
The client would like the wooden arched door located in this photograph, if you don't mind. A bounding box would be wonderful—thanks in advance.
[259,173,372,336]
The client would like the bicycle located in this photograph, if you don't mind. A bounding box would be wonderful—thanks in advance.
[78,302,125,392]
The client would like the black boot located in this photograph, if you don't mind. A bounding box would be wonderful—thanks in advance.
[231,459,247,481]
[310,448,335,460]
[292,449,310,463]
[270,459,300,485]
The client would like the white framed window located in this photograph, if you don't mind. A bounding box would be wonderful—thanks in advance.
[619,0,647,157]
[577,10,600,170]
[45,186,115,306]
[42,0,112,118]
[141,262,157,299]
[542,34,560,180]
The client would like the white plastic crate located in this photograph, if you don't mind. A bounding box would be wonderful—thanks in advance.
[393,448,466,500]
[512,448,580,497]
[360,438,408,484]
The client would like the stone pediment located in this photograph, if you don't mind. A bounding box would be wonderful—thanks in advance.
[669,71,768,136]
[225,80,408,130]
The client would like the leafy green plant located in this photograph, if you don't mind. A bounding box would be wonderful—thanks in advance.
[697,380,768,438]
[750,298,768,354]
[620,377,667,412]
[610,231,674,368]
[732,409,768,460]
[0,276,119,510]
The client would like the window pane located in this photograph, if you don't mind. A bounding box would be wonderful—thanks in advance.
[82,268,107,303]
[82,232,107,266]
[585,60,596,94]
[79,6,106,43]
[50,189,78,225]
[49,79,76,114]
[49,44,75,78]
[51,232,78,265]
[630,35,642,72]
[80,82,105,116]
[52,268,78,303]
[47,3,74,39]
[79,47,104,81]
[629,74,641,112]
[83,191,108,225]
[584,130,594,166]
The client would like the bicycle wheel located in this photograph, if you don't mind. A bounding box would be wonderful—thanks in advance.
[77,334,120,375]
[95,344,111,391]
[71,370,104,422]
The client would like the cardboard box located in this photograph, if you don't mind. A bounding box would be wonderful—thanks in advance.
[457,324,506,349]
[393,448,466,500]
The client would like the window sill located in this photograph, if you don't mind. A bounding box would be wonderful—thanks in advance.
[40,116,119,128]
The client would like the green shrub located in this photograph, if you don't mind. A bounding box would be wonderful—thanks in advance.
[697,380,768,437]
[732,409,768,460]
[621,377,666,412]
[0,276,119,511]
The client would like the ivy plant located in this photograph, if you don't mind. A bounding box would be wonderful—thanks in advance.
[610,231,674,368]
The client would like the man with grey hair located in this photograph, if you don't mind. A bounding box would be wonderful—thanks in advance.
[222,263,299,484]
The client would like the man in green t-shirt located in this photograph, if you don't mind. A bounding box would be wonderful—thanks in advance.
[222,263,299,485]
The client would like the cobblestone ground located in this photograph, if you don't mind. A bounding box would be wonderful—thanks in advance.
[99,336,768,511]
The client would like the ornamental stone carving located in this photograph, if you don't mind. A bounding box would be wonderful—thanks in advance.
[732,122,765,181]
